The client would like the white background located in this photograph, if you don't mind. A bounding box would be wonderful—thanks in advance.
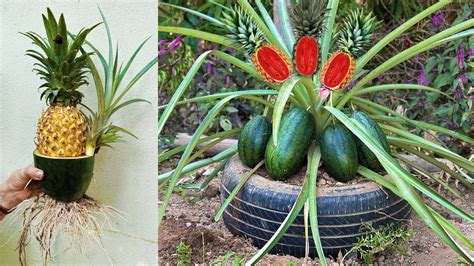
[0,0,158,264]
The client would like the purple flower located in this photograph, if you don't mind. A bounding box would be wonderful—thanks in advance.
[456,45,465,69]
[225,76,231,88]
[213,68,219,78]
[469,48,474,62]
[206,62,212,74]
[167,35,184,50]
[158,39,168,47]
[418,70,428,86]
[454,88,461,100]
[403,79,409,84]
[431,11,445,27]
[158,50,167,56]
[459,73,468,84]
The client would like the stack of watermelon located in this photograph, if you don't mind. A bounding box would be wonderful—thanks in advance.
[238,109,390,182]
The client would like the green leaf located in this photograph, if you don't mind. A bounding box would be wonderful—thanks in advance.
[180,158,230,190]
[320,0,339,64]
[158,96,238,227]
[307,144,326,266]
[159,26,235,48]
[255,0,290,56]
[326,106,473,262]
[272,77,300,145]
[355,84,453,99]
[214,160,264,221]
[247,173,310,264]
[159,2,224,26]
[275,0,295,51]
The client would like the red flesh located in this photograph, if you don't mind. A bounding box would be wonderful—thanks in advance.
[295,36,318,76]
[323,53,351,88]
[256,46,291,82]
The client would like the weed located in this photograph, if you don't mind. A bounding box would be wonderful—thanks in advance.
[350,223,413,265]
[176,241,192,266]
[211,251,245,266]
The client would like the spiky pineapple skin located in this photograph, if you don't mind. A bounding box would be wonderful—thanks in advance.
[252,44,293,84]
[337,9,379,58]
[290,0,328,39]
[36,105,88,157]
[320,51,356,90]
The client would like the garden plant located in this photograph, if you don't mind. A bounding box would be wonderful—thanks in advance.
[158,0,473,264]
[17,8,157,265]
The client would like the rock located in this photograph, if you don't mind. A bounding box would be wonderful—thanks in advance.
[433,242,440,248]
[465,194,470,200]
[322,173,330,179]
[453,199,462,206]
[378,255,385,263]
[185,222,191,227]
[318,179,327,185]
[335,182,344,186]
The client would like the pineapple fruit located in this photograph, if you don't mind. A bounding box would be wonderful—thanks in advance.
[222,6,292,84]
[23,8,98,157]
[290,0,328,76]
[321,9,378,90]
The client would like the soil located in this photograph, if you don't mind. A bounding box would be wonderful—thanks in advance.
[158,159,474,265]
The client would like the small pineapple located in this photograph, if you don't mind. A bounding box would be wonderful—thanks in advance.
[290,0,328,76]
[337,9,380,58]
[23,8,98,157]
[221,5,265,55]
[320,9,378,90]
[222,6,291,84]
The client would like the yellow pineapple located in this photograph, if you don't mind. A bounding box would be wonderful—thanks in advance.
[23,8,98,157]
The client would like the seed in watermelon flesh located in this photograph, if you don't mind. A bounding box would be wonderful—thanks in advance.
[253,44,292,84]
[294,36,319,76]
[320,52,355,90]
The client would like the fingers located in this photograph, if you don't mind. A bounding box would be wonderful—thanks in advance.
[7,165,44,191]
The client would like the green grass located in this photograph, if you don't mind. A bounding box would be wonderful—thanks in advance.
[211,252,244,266]
[351,223,413,265]
[176,241,192,266]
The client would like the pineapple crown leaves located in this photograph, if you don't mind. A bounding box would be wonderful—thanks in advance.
[22,8,100,106]
[221,5,265,54]
[290,0,330,39]
[81,7,156,155]
[336,9,381,58]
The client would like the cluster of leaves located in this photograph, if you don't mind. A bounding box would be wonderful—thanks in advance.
[176,241,193,266]
[351,223,413,264]
[211,251,244,266]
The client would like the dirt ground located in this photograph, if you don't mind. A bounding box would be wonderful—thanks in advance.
[158,161,474,265]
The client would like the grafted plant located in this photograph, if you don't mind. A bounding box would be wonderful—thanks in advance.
[158,0,473,264]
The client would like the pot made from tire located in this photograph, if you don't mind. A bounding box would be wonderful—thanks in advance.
[33,150,95,202]
[220,156,412,258]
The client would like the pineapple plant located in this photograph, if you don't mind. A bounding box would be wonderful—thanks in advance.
[222,6,292,84]
[290,0,328,76]
[23,8,99,202]
[320,9,379,90]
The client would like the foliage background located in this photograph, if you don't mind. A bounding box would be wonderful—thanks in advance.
[158,0,473,156]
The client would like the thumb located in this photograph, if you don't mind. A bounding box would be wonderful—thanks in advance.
[7,165,44,191]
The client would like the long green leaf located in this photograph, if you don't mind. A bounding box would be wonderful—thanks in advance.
[357,0,452,70]
[275,0,295,51]
[180,158,230,190]
[158,146,237,185]
[393,143,473,189]
[158,90,278,110]
[255,0,290,55]
[394,154,463,199]
[158,96,238,226]
[246,175,310,265]
[215,160,264,221]
[320,0,339,64]
[159,2,224,26]
[307,144,326,265]
[357,166,474,255]
[272,77,300,145]
[326,106,473,262]
[158,50,257,136]
[356,84,453,99]
[338,19,474,109]
[351,97,474,144]
[159,26,235,48]
[159,128,242,162]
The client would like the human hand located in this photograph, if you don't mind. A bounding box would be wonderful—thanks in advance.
[0,165,44,218]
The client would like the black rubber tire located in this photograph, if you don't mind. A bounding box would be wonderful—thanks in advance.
[220,156,412,259]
